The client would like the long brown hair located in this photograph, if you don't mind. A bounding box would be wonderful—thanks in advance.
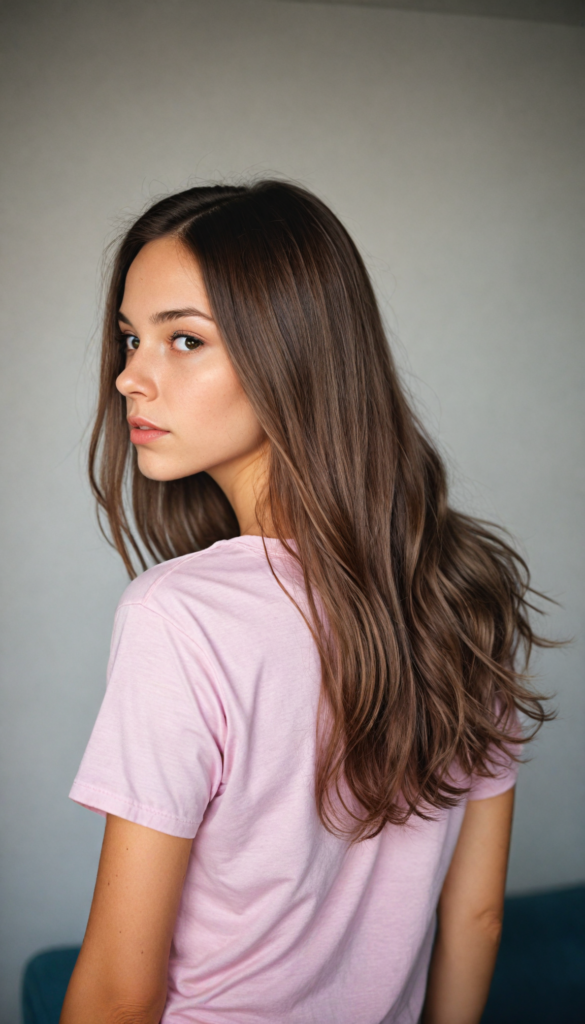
[90,180,554,841]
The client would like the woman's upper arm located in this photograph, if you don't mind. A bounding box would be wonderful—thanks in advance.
[439,786,515,931]
[60,814,193,1024]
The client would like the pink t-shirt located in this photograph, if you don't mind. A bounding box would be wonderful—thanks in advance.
[70,536,517,1024]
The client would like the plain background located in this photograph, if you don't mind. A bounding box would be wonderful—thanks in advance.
[0,0,583,1019]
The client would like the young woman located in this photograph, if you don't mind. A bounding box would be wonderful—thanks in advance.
[61,181,551,1024]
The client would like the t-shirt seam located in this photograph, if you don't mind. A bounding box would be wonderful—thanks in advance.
[109,602,229,793]
[136,536,280,604]
[112,601,227,712]
[468,773,517,800]
[71,780,200,828]
[137,548,219,604]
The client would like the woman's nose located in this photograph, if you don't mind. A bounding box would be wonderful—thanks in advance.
[116,345,157,400]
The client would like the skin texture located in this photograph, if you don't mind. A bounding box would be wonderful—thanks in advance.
[61,240,514,1023]
[115,234,270,536]
[60,816,192,1024]
[422,787,515,1024]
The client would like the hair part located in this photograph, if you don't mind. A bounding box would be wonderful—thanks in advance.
[90,179,555,841]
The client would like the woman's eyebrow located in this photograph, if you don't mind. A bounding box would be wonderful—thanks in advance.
[117,307,214,326]
[150,307,214,324]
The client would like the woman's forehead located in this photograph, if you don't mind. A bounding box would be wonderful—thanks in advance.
[121,237,210,320]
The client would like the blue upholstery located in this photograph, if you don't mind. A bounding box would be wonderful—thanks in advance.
[21,886,585,1024]
[481,885,585,1023]
[22,947,79,1024]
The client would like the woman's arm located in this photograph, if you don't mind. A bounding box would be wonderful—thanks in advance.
[422,786,515,1024]
[60,814,193,1024]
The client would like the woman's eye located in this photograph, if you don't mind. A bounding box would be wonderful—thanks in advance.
[173,334,202,352]
[124,334,140,351]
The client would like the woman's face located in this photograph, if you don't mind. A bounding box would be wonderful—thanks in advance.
[116,236,266,498]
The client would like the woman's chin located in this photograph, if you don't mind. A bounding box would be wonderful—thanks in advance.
[135,450,204,483]
[136,452,182,482]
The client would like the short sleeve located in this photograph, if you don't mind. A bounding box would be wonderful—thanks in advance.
[467,709,522,801]
[69,602,226,838]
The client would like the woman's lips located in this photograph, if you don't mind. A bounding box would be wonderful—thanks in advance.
[130,427,169,444]
[128,418,170,445]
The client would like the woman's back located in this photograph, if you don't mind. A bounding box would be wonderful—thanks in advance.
[71,536,517,1024]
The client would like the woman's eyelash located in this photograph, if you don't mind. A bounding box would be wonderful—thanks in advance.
[170,332,204,351]
[119,332,138,350]
[117,331,203,351]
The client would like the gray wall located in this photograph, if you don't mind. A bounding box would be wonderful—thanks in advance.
[1,0,583,1019]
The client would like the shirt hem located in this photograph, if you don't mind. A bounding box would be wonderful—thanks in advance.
[468,771,518,801]
[69,780,199,838]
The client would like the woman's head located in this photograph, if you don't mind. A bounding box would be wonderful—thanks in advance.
[91,180,552,841]
[98,180,403,551]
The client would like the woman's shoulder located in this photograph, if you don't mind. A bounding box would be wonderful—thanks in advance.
[109,536,300,675]
[116,548,211,610]
[115,535,286,619]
